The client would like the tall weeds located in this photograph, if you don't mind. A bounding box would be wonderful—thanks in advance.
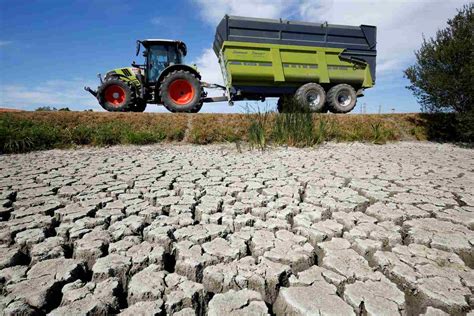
[245,104,272,150]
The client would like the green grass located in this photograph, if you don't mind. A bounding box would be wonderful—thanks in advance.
[0,112,188,153]
[0,110,471,154]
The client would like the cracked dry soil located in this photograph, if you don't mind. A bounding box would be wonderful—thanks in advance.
[0,142,473,315]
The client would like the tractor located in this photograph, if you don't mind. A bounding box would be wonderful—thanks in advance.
[85,39,208,113]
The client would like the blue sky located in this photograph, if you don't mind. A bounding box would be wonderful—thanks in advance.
[0,0,466,113]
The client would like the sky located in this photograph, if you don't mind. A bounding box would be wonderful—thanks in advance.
[0,0,467,113]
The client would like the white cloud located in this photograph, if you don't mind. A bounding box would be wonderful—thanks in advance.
[0,79,102,111]
[298,0,465,74]
[192,48,225,97]
[193,0,299,25]
[150,17,162,25]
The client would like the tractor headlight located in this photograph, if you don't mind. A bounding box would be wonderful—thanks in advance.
[132,68,141,75]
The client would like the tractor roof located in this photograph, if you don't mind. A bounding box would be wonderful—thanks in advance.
[140,39,187,56]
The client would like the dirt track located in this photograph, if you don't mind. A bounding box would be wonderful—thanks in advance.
[0,142,473,315]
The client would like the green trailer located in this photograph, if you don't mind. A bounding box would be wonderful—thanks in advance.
[214,16,377,113]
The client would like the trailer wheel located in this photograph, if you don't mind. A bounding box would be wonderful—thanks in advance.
[159,70,203,113]
[277,96,291,113]
[97,79,135,112]
[295,83,326,112]
[327,84,357,113]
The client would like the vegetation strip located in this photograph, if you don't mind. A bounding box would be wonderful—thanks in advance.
[0,111,472,154]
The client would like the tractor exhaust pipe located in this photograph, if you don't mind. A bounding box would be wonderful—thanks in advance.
[84,86,97,97]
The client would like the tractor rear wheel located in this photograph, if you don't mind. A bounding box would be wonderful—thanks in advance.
[159,70,203,113]
[327,84,357,113]
[97,79,135,112]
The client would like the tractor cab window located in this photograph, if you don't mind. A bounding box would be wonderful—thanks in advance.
[147,45,184,82]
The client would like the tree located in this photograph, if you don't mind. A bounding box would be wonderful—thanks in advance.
[35,106,57,111]
[405,4,473,113]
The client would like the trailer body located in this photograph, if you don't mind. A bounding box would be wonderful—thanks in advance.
[213,16,377,99]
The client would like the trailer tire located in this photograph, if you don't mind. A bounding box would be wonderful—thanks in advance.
[277,96,292,113]
[159,70,203,113]
[97,79,135,112]
[327,84,357,113]
[295,83,326,112]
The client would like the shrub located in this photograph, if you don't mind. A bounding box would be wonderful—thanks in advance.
[92,122,126,146]
[69,125,94,145]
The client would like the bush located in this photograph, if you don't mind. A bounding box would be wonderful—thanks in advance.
[124,130,166,145]
[92,122,126,146]
[69,125,94,145]
[455,110,474,142]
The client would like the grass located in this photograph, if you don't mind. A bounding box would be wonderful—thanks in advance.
[0,112,188,153]
[0,110,471,154]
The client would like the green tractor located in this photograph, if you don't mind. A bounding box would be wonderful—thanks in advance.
[85,39,206,113]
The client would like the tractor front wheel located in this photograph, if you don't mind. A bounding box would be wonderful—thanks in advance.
[159,70,203,113]
[97,79,135,112]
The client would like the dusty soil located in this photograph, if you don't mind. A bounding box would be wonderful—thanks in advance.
[0,142,473,315]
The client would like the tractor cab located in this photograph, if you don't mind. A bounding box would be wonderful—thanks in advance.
[137,39,187,83]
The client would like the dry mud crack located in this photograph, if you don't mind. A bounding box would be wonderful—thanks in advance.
[0,142,473,315]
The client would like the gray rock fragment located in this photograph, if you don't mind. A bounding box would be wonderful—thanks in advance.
[343,278,405,315]
[7,258,85,310]
[274,286,355,316]
[30,236,65,263]
[203,256,290,303]
[119,300,163,316]
[208,289,269,316]
[127,264,166,305]
[92,254,131,287]
[49,278,121,315]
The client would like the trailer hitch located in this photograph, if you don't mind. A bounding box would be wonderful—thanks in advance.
[84,86,97,97]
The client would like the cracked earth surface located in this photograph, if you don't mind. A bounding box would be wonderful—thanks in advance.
[0,142,473,315]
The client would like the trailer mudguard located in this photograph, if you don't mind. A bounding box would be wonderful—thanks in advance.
[156,64,201,85]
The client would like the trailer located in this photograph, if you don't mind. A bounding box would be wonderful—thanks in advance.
[214,15,377,113]
[85,15,376,113]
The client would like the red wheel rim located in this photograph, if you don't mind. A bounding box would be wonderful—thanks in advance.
[104,85,126,107]
[168,79,195,105]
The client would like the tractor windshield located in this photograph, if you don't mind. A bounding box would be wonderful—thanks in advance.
[147,45,184,82]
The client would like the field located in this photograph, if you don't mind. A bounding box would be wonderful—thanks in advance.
[1,142,473,314]
[0,111,471,154]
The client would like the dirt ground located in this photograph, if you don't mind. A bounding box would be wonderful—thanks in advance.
[0,142,473,315]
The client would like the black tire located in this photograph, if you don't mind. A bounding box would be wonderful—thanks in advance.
[327,84,357,113]
[294,83,326,112]
[131,100,147,112]
[159,70,203,113]
[277,96,289,113]
[97,79,135,112]
[189,103,203,113]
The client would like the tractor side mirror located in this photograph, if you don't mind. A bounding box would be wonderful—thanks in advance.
[142,51,147,57]
[136,41,141,56]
